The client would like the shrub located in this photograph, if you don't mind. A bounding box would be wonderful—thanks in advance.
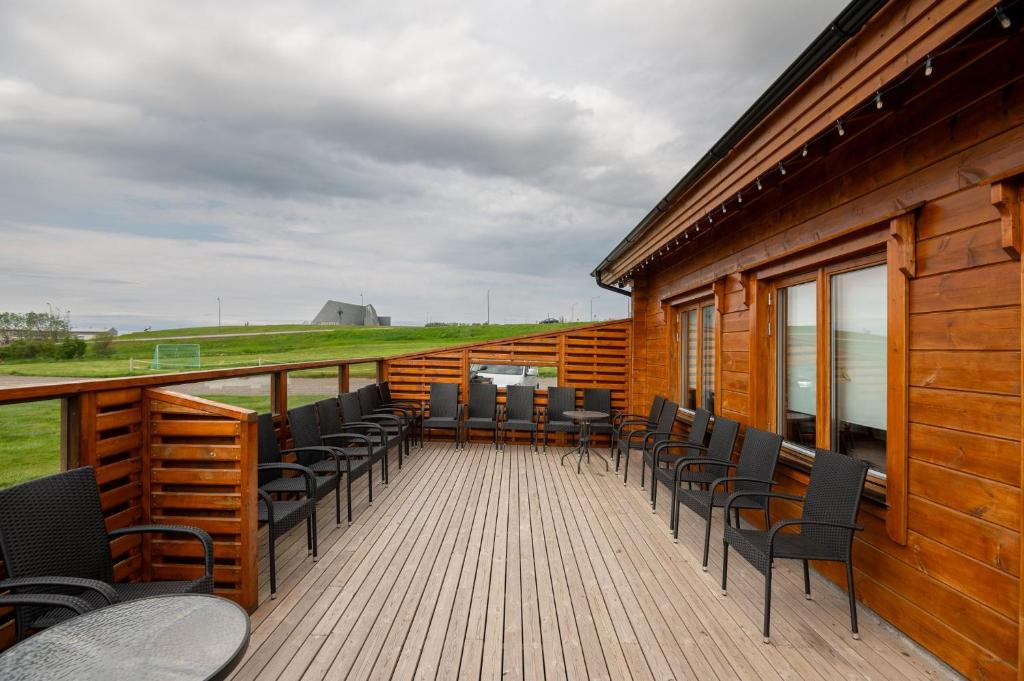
[91,332,116,358]
[54,338,86,360]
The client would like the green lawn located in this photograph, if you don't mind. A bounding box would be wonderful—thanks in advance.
[0,323,581,378]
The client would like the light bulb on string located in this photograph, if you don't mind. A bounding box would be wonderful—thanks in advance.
[802,144,808,157]
[924,55,933,77]
[721,203,727,214]
[995,6,1011,29]
[836,119,845,136]
[736,191,743,204]
[756,177,763,191]
[778,162,786,176]
[875,91,883,109]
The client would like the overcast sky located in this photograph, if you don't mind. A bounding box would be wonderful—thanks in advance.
[0,0,846,331]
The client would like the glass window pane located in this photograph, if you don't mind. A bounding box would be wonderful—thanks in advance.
[700,305,715,411]
[778,282,817,446]
[681,309,698,409]
[832,264,887,471]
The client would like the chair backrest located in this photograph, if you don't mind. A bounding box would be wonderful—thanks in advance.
[316,397,342,437]
[546,386,576,421]
[0,466,115,583]
[648,395,667,424]
[705,416,740,463]
[583,388,611,416]
[468,382,497,419]
[339,392,363,424]
[357,385,382,414]
[733,427,783,494]
[686,407,712,450]
[506,385,535,421]
[379,381,394,402]
[651,399,679,445]
[257,413,285,486]
[802,450,869,556]
[287,403,322,449]
[429,383,459,418]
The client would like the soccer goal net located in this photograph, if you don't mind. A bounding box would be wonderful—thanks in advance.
[151,344,201,370]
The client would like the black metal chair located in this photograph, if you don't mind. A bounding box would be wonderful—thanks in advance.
[623,399,679,487]
[464,382,500,449]
[674,427,783,571]
[422,383,463,447]
[583,388,613,454]
[502,385,539,451]
[612,395,666,473]
[257,413,321,598]
[649,408,718,514]
[337,392,393,483]
[317,396,388,485]
[357,385,411,466]
[0,466,214,639]
[288,402,375,525]
[378,381,424,446]
[722,449,869,643]
[542,386,578,451]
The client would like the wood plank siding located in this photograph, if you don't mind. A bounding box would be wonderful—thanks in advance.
[606,5,1024,679]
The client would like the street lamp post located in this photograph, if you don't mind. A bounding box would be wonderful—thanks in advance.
[570,302,576,322]
[590,294,602,322]
[217,297,221,328]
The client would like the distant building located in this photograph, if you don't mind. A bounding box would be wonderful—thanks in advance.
[311,301,390,327]
[72,328,118,340]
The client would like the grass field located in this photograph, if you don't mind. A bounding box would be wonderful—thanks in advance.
[0,321,587,487]
[0,323,581,378]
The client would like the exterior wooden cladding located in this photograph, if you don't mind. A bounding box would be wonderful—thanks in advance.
[383,321,631,444]
[609,7,1024,680]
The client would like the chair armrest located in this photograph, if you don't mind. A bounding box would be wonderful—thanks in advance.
[337,422,387,444]
[0,593,95,615]
[360,414,402,429]
[642,430,677,448]
[768,519,864,553]
[321,433,375,460]
[109,524,215,579]
[0,576,118,605]
[709,475,777,497]
[655,440,710,456]
[723,491,804,521]
[258,462,317,497]
[612,411,647,424]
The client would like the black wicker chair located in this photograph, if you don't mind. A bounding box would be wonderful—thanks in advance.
[501,385,539,451]
[378,381,424,446]
[674,427,783,571]
[542,386,578,452]
[317,397,388,485]
[623,399,679,487]
[288,402,375,525]
[647,407,712,510]
[423,383,463,447]
[722,449,869,643]
[583,388,613,454]
[337,392,393,483]
[357,385,411,466]
[257,413,318,598]
[612,396,666,473]
[0,466,214,639]
[465,382,500,449]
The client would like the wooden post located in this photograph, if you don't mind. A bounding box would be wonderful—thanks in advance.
[338,363,350,394]
[270,371,288,416]
[885,212,914,545]
[60,396,81,471]
[375,359,386,385]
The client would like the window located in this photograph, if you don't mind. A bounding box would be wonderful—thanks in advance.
[679,301,715,411]
[770,259,887,473]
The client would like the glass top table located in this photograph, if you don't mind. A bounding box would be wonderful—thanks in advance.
[560,409,610,474]
[0,594,250,681]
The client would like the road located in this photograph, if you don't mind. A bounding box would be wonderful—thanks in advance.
[114,328,338,342]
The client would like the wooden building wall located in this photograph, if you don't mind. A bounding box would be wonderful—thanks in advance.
[625,29,1024,681]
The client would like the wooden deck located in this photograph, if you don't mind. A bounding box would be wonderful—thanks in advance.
[232,443,959,681]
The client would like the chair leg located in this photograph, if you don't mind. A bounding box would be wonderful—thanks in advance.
[762,567,773,643]
[310,505,318,562]
[721,539,729,595]
[368,468,373,505]
[346,475,353,524]
[701,508,713,570]
[306,515,313,555]
[640,455,645,489]
[846,560,860,639]
[334,480,342,526]
[622,450,630,485]
[650,465,658,511]
[673,496,681,542]
[268,521,277,599]
[670,483,677,532]
[542,429,547,453]
[803,560,811,600]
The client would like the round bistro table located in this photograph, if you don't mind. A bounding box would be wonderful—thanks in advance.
[560,409,610,474]
[0,594,250,681]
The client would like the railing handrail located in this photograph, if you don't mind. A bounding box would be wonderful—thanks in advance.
[0,356,384,405]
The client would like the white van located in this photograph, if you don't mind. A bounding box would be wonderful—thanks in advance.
[469,364,539,388]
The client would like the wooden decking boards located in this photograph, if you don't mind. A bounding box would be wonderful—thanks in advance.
[231,443,959,681]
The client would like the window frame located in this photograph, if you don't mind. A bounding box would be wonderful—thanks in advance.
[672,297,718,413]
[767,252,886,460]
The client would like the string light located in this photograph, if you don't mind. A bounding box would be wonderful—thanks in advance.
[778,162,786,176]
[995,6,1011,29]
[924,55,933,76]
[756,177,762,190]
[802,144,808,157]
[874,91,883,109]
[737,191,743,204]
[836,119,845,136]
[721,203,727,214]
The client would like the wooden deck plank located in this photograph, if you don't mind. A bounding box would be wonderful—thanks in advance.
[227,443,960,681]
